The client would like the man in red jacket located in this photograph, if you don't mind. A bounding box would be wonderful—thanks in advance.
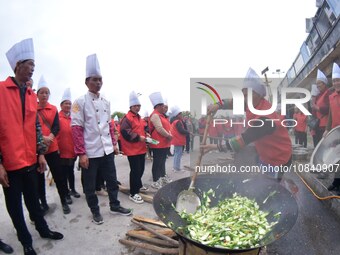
[0,38,63,255]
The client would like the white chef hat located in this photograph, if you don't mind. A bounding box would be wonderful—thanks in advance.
[332,63,340,80]
[144,110,149,117]
[113,115,119,121]
[311,84,320,97]
[149,92,164,107]
[243,67,266,97]
[170,105,181,117]
[316,69,328,84]
[86,54,101,78]
[163,97,168,106]
[129,91,141,107]
[61,88,72,103]
[6,38,34,72]
[37,75,48,91]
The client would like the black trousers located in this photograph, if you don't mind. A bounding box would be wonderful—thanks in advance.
[296,131,307,148]
[81,153,120,214]
[3,166,50,247]
[127,154,146,195]
[44,151,69,204]
[151,148,168,182]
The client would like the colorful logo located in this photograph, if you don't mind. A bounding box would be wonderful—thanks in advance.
[196,82,223,105]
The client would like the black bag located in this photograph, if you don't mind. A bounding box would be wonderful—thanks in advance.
[307,115,319,129]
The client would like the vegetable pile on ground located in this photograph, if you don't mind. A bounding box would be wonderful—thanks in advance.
[177,189,280,249]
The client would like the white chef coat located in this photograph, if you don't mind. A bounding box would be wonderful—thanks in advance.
[71,91,113,158]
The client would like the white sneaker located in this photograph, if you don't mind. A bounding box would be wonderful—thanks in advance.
[129,194,144,204]
[139,186,149,192]
[161,175,172,184]
[96,189,108,196]
[151,179,163,189]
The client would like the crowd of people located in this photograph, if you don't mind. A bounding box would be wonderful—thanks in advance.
[0,38,198,255]
[0,37,339,254]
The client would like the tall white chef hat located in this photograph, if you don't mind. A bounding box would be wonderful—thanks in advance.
[61,88,72,103]
[316,69,328,84]
[86,54,101,78]
[149,92,164,107]
[37,75,48,91]
[170,105,181,117]
[332,63,340,80]
[6,38,34,72]
[129,91,141,107]
[243,67,266,97]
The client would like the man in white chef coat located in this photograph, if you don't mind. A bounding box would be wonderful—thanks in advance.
[71,54,132,225]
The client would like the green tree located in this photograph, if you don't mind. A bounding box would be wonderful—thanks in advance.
[111,111,125,120]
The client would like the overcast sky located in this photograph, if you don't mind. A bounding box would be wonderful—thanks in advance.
[0,0,317,115]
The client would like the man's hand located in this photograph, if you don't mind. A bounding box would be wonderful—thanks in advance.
[139,136,146,142]
[207,103,220,116]
[79,154,89,169]
[0,164,9,188]
[37,155,47,173]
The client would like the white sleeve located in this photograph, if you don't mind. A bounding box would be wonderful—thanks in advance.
[71,97,85,127]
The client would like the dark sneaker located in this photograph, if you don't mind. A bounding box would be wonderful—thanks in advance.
[110,206,132,216]
[40,230,64,240]
[23,245,36,255]
[65,195,73,205]
[40,203,49,215]
[62,203,71,214]
[69,190,81,198]
[92,212,104,225]
[0,240,13,254]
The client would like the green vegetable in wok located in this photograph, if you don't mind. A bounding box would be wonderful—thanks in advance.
[177,189,279,249]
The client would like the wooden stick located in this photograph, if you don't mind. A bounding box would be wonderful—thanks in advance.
[127,229,176,238]
[131,219,179,246]
[126,232,178,247]
[119,239,179,254]
[133,215,167,227]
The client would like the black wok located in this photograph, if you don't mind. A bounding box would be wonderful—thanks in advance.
[153,173,298,253]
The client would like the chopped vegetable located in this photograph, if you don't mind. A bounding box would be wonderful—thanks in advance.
[177,191,280,249]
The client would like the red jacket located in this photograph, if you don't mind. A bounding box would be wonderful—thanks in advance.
[316,89,331,128]
[246,99,292,166]
[120,111,147,156]
[37,102,59,154]
[329,91,340,129]
[149,111,171,149]
[57,111,75,159]
[171,119,186,146]
[0,77,38,171]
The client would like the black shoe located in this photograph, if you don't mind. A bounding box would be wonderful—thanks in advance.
[92,212,104,225]
[23,245,36,255]
[110,206,132,216]
[0,240,13,254]
[327,184,338,191]
[69,190,81,198]
[62,203,71,214]
[65,195,73,204]
[40,230,64,240]
[40,203,49,215]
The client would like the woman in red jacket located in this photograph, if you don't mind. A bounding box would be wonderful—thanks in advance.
[37,76,70,214]
[170,106,190,172]
[120,91,148,203]
[57,88,80,201]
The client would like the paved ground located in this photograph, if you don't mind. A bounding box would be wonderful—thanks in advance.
[0,135,340,254]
